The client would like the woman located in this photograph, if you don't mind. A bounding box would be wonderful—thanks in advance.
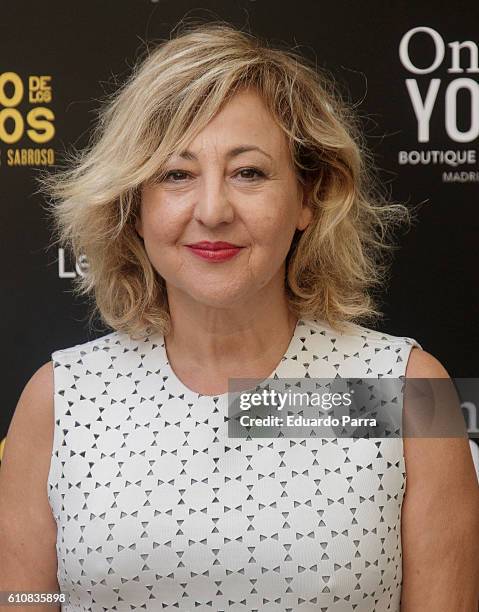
[1,20,478,612]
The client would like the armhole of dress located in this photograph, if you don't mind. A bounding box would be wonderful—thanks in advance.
[403,337,423,352]
[46,350,63,521]
[400,337,423,460]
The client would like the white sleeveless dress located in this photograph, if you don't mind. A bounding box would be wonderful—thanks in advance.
[47,317,422,611]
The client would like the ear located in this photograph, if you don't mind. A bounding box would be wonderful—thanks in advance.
[135,214,143,239]
[297,181,314,231]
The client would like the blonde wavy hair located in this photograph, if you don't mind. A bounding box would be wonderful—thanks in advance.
[37,19,414,340]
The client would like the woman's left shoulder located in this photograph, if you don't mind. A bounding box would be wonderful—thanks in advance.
[405,345,450,378]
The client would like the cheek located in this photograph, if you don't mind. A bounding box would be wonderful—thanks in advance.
[141,204,184,245]
[248,196,299,248]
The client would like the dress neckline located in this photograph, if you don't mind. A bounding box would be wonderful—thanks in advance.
[157,317,304,400]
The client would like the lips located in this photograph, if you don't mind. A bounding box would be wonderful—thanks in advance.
[185,241,244,262]
[186,241,242,250]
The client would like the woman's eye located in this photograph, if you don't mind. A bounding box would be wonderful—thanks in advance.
[236,168,265,181]
[162,170,189,182]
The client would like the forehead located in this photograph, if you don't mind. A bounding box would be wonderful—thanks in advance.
[179,88,289,160]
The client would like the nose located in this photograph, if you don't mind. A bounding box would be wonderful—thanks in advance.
[192,173,234,226]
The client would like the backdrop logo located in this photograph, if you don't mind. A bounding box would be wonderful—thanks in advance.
[0,71,55,167]
[58,248,89,279]
[398,26,478,183]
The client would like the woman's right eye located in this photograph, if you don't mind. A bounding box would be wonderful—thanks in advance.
[162,170,190,182]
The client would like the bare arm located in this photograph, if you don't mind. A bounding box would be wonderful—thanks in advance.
[400,348,479,611]
[0,361,60,611]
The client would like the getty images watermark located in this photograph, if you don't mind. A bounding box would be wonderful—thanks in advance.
[225,377,477,439]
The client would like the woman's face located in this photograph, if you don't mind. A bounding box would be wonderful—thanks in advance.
[136,88,313,310]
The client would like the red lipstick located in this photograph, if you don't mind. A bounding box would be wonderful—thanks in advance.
[185,241,244,262]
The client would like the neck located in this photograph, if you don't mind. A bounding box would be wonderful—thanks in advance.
[163,287,297,373]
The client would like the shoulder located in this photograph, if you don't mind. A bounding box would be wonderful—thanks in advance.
[51,330,122,362]
[306,317,422,349]
[1,360,57,475]
[50,330,163,390]
[405,345,450,378]
[7,361,55,434]
[302,318,422,377]
[296,318,424,378]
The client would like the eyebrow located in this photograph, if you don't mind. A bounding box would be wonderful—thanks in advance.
[177,145,273,162]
